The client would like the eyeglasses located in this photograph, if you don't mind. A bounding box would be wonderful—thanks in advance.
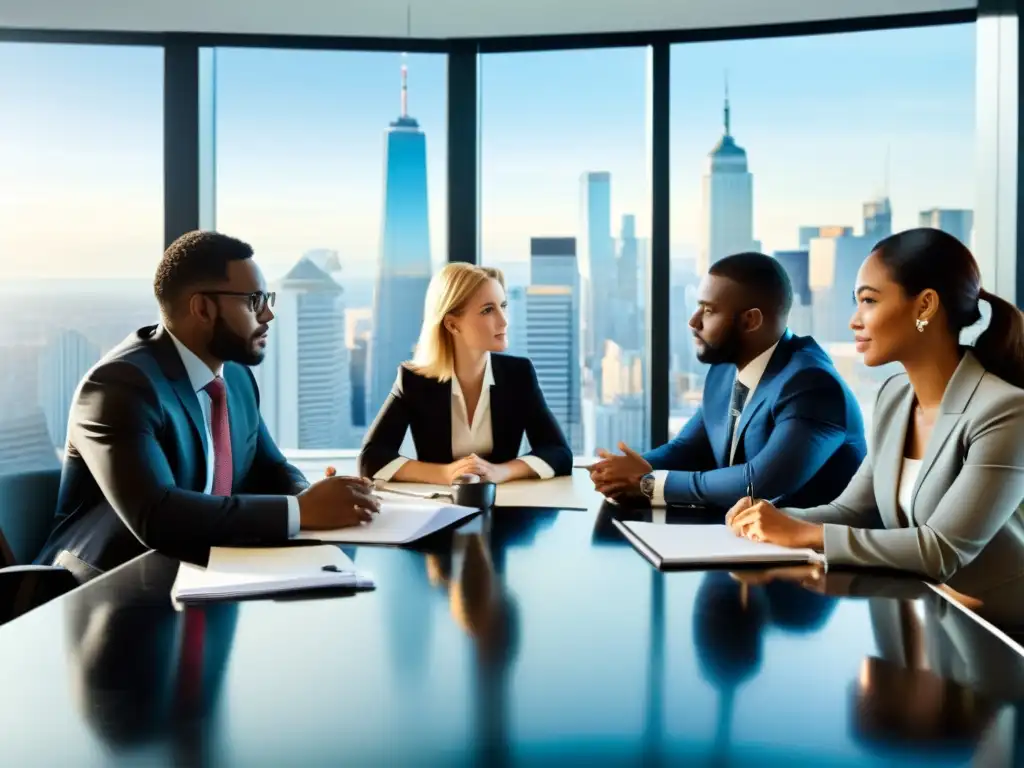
[200,291,276,314]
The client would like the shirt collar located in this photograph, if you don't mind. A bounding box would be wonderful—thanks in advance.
[736,340,779,392]
[165,327,223,393]
[450,353,494,399]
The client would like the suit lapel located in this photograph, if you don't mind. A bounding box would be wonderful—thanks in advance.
[489,383,512,462]
[878,386,914,527]
[909,352,985,518]
[152,327,210,467]
[708,367,736,468]
[732,335,795,456]
[435,379,454,463]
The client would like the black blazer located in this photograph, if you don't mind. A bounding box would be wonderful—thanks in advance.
[358,354,572,479]
[37,325,308,578]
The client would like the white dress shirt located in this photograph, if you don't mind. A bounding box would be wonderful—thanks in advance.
[166,329,301,535]
[897,457,922,521]
[651,340,780,506]
[374,353,554,481]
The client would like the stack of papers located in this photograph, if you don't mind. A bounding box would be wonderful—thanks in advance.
[295,499,479,545]
[614,521,827,569]
[172,545,374,603]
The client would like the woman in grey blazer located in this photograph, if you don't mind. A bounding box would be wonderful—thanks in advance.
[725,228,1024,626]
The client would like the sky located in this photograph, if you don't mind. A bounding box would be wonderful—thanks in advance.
[0,23,975,282]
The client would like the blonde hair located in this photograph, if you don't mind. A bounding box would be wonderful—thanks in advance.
[409,263,506,381]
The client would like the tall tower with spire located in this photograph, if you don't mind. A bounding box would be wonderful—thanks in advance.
[699,78,755,274]
[370,56,432,417]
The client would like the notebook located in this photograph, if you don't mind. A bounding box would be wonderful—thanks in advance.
[614,520,826,569]
[171,545,375,603]
[295,498,479,545]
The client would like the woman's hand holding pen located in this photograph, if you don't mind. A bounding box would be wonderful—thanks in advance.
[725,496,824,551]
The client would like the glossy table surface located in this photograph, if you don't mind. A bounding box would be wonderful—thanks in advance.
[4,503,1024,767]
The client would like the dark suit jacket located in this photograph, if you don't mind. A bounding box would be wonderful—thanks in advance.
[37,325,308,577]
[644,331,866,508]
[358,354,572,479]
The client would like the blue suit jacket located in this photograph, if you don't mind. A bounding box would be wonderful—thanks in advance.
[645,331,867,509]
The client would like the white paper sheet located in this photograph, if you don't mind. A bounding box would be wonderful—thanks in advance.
[376,468,603,511]
[615,521,825,568]
[295,499,479,545]
[171,545,374,602]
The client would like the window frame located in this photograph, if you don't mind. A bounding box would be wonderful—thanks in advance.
[0,7,987,454]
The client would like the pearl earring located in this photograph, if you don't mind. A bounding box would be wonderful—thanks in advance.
[915,318,928,333]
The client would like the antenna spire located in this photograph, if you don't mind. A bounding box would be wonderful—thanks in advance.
[723,72,731,136]
[400,54,408,118]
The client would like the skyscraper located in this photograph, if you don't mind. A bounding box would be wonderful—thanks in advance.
[527,237,583,454]
[798,226,853,249]
[919,208,974,246]
[809,234,874,344]
[615,214,642,350]
[37,329,100,448]
[578,171,615,369]
[773,249,812,307]
[259,257,352,450]
[700,82,754,275]
[773,249,813,337]
[863,197,892,241]
[370,59,432,419]
[504,286,528,359]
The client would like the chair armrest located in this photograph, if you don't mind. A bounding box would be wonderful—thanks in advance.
[0,565,79,626]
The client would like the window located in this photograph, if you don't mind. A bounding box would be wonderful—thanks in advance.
[208,49,447,453]
[669,24,976,434]
[0,43,164,475]
[480,48,652,456]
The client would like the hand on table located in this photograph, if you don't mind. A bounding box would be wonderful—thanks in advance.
[725,497,823,550]
[589,442,652,498]
[298,472,380,530]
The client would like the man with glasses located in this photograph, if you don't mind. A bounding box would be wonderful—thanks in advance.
[37,230,378,581]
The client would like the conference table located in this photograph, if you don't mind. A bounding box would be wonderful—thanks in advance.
[4,470,1024,766]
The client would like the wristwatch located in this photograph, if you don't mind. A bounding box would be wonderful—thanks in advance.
[640,473,656,500]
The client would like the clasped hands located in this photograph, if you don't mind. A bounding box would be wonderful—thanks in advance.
[588,441,651,498]
[438,454,513,485]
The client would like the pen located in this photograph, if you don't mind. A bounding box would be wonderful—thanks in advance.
[744,464,783,506]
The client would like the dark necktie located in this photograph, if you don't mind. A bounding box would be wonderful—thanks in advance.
[203,377,233,496]
[725,379,750,466]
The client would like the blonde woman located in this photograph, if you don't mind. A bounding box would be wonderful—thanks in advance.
[358,263,572,484]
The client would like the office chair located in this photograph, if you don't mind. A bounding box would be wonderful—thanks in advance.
[0,468,78,625]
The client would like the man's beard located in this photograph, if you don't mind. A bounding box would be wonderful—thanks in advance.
[694,320,742,366]
[208,316,267,367]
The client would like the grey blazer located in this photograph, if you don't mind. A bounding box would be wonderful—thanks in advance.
[793,351,1024,622]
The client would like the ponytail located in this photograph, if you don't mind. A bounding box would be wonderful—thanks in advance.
[973,289,1024,389]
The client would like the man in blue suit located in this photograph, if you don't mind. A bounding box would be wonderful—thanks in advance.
[591,252,866,509]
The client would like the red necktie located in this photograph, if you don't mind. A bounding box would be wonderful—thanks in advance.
[203,377,233,496]
[176,607,206,711]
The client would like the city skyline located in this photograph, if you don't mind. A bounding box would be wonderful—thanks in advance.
[0,23,979,464]
[0,22,975,280]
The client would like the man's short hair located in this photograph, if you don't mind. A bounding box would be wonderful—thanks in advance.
[154,230,254,311]
[708,251,793,317]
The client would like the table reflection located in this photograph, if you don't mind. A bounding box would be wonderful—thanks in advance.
[65,555,237,766]
[25,505,1024,766]
[853,596,1024,765]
